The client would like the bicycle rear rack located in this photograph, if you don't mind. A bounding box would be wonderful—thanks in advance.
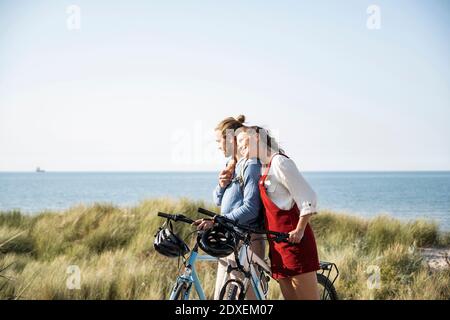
[318,261,339,299]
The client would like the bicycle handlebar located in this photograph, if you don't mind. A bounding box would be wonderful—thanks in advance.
[157,212,195,225]
[197,207,290,243]
[197,207,215,218]
[157,209,291,243]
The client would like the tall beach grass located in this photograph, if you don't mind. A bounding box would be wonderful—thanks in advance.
[0,198,449,300]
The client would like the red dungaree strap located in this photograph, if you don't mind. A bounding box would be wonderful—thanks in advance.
[261,153,288,183]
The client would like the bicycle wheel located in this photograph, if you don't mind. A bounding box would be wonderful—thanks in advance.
[172,282,189,300]
[317,273,338,300]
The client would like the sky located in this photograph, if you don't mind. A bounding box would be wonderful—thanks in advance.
[0,0,449,171]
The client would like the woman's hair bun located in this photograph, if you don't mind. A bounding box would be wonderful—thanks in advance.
[235,115,246,124]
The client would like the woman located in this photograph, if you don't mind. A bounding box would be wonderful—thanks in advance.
[236,125,320,300]
[193,115,265,300]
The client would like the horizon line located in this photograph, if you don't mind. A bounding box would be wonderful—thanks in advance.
[1,170,450,173]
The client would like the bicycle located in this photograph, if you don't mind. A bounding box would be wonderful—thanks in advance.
[157,212,218,300]
[197,207,339,300]
[156,209,339,300]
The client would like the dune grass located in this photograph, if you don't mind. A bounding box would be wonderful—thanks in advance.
[0,198,449,300]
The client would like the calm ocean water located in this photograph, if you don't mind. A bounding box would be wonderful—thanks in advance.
[0,172,449,230]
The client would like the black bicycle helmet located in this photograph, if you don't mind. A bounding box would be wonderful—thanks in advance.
[197,225,237,258]
[154,221,190,258]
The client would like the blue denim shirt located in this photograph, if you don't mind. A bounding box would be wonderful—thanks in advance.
[212,157,263,227]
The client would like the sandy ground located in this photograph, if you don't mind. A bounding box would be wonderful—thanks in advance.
[420,247,450,270]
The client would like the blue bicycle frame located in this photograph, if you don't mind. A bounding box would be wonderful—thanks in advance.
[169,242,218,300]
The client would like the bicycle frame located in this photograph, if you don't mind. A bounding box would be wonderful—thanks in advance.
[220,243,341,300]
[169,242,218,300]
[218,241,271,300]
[239,244,271,300]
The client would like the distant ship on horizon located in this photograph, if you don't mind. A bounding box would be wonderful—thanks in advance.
[36,167,45,173]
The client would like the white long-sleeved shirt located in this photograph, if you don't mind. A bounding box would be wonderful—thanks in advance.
[262,154,318,216]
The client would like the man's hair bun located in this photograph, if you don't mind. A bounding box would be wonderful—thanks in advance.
[235,115,246,123]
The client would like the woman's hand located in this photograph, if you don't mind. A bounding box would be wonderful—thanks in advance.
[192,218,214,230]
[288,228,305,244]
[218,169,232,188]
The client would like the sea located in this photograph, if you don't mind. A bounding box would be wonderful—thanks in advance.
[0,171,449,230]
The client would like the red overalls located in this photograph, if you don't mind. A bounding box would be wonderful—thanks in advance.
[258,153,320,280]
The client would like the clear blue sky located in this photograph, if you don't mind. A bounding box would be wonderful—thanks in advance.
[0,0,449,171]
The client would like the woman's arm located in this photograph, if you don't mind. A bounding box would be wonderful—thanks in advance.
[272,156,318,216]
[288,214,311,243]
[271,156,317,243]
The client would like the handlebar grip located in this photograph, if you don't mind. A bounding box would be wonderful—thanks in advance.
[157,212,195,224]
[179,216,195,224]
[197,207,216,217]
[269,232,290,243]
[158,212,173,219]
[278,235,290,243]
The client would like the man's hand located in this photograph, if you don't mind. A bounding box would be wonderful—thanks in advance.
[192,218,214,230]
[218,169,233,188]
